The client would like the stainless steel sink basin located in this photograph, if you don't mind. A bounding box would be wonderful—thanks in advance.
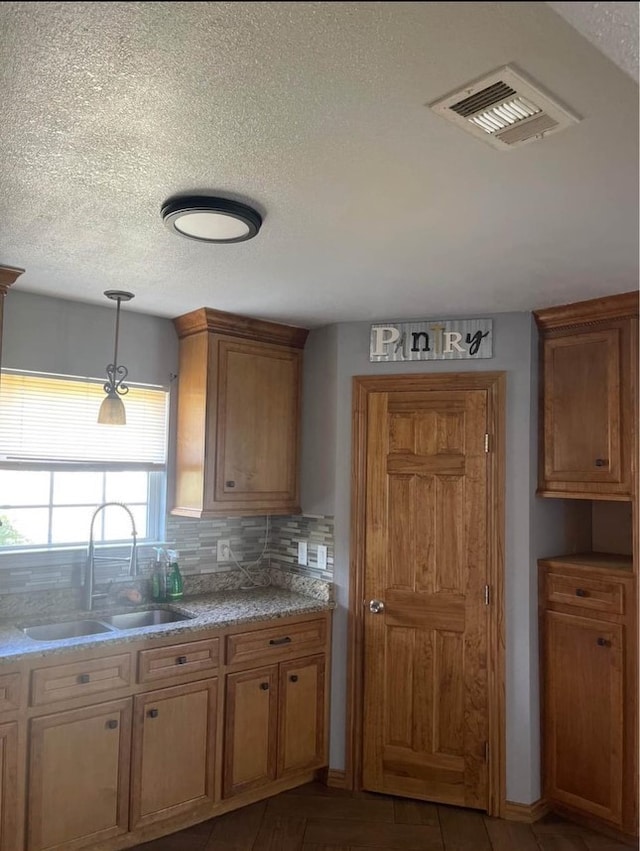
[99,609,193,629]
[22,620,115,641]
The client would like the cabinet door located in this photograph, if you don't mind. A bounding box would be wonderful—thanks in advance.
[214,338,301,512]
[542,328,623,490]
[0,722,19,851]
[543,611,624,826]
[223,665,278,798]
[278,655,326,778]
[130,678,217,830]
[28,699,132,851]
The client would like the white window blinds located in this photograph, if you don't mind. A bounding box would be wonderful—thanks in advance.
[0,372,168,466]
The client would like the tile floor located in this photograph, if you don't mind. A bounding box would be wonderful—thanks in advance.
[132,782,635,850]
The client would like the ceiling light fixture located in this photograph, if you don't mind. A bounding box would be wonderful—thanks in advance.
[98,290,134,426]
[161,195,262,243]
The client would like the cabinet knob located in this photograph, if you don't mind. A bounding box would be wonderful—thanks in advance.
[575,588,588,597]
[176,656,188,665]
[259,682,270,691]
[78,673,90,684]
[594,458,609,467]
[225,480,236,488]
[148,708,159,718]
[269,636,292,646]
[596,637,611,647]
[289,674,299,683]
[106,719,118,730]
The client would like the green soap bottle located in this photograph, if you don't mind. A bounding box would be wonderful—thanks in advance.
[166,549,183,601]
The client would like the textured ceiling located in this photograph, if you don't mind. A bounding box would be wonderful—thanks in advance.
[0,1,638,328]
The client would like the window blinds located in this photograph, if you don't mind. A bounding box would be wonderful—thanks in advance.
[0,372,168,466]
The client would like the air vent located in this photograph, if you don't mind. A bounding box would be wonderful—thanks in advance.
[429,65,580,150]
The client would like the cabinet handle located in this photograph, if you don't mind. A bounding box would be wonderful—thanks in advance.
[148,708,159,718]
[225,480,236,488]
[78,673,90,684]
[596,637,611,647]
[106,719,118,730]
[259,682,269,691]
[176,656,188,665]
[594,458,609,467]
[575,588,588,597]
[289,674,298,683]
[269,636,292,646]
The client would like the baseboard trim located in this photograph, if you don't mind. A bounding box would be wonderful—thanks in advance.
[502,798,549,823]
[325,769,348,789]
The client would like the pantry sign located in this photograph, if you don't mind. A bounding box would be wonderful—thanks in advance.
[370,318,493,362]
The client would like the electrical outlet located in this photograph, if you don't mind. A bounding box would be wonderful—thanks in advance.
[317,545,328,571]
[297,541,308,566]
[217,539,231,562]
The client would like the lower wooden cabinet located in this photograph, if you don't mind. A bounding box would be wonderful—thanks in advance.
[27,699,132,851]
[543,611,624,825]
[224,654,327,797]
[130,678,218,829]
[0,722,19,851]
[540,557,636,838]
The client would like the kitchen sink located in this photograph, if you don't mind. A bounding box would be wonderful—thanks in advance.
[100,609,192,629]
[22,619,115,641]
[21,608,193,641]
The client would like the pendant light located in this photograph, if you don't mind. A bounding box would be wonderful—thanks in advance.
[98,290,134,425]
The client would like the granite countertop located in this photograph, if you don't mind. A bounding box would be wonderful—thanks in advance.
[0,588,333,663]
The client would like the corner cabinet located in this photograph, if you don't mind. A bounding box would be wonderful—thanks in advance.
[172,308,308,518]
[534,291,638,500]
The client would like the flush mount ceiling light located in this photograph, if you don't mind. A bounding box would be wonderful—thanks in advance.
[98,290,134,426]
[161,195,262,243]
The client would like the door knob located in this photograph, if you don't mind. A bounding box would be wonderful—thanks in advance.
[369,599,385,614]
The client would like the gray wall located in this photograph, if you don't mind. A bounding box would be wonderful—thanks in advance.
[301,312,565,805]
[3,290,178,386]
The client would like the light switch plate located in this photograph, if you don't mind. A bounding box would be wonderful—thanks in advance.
[298,541,308,566]
[317,545,327,571]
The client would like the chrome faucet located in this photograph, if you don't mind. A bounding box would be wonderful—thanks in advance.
[84,502,138,611]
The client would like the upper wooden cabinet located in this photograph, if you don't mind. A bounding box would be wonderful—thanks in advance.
[172,308,308,517]
[534,291,638,500]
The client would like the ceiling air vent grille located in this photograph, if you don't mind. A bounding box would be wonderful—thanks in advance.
[429,65,580,150]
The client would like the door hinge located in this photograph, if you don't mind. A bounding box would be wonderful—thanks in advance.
[484,433,490,453]
[484,585,490,606]
[484,741,489,762]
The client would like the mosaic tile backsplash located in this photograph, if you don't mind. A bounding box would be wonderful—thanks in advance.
[0,513,334,598]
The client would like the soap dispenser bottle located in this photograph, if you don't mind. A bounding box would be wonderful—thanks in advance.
[166,549,183,601]
[151,548,167,602]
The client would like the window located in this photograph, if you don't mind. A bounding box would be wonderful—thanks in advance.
[0,371,169,550]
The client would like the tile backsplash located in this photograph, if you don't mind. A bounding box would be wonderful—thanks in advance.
[0,513,335,598]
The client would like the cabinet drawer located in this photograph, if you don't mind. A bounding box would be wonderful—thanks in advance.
[545,573,625,615]
[226,618,327,666]
[0,672,22,713]
[138,638,219,684]
[30,653,131,707]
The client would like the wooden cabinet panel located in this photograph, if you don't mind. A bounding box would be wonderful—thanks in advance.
[545,572,625,616]
[226,618,327,667]
[543,329,621,484]
[0,722,19,851]
[278,655,326,777]
[0,673,22,713]
[130,679,217,829]
[138,638,219,684]
[172,308,307,518]
[30,653,131,707]
[543,611,624,827]
[223,665,278,798]
[28,698,132,851]
[215,339,300,505]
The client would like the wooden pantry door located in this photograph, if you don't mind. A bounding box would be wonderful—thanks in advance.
[351,373,505,814]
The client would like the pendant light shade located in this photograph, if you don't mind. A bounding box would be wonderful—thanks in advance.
[98,290,134,425]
